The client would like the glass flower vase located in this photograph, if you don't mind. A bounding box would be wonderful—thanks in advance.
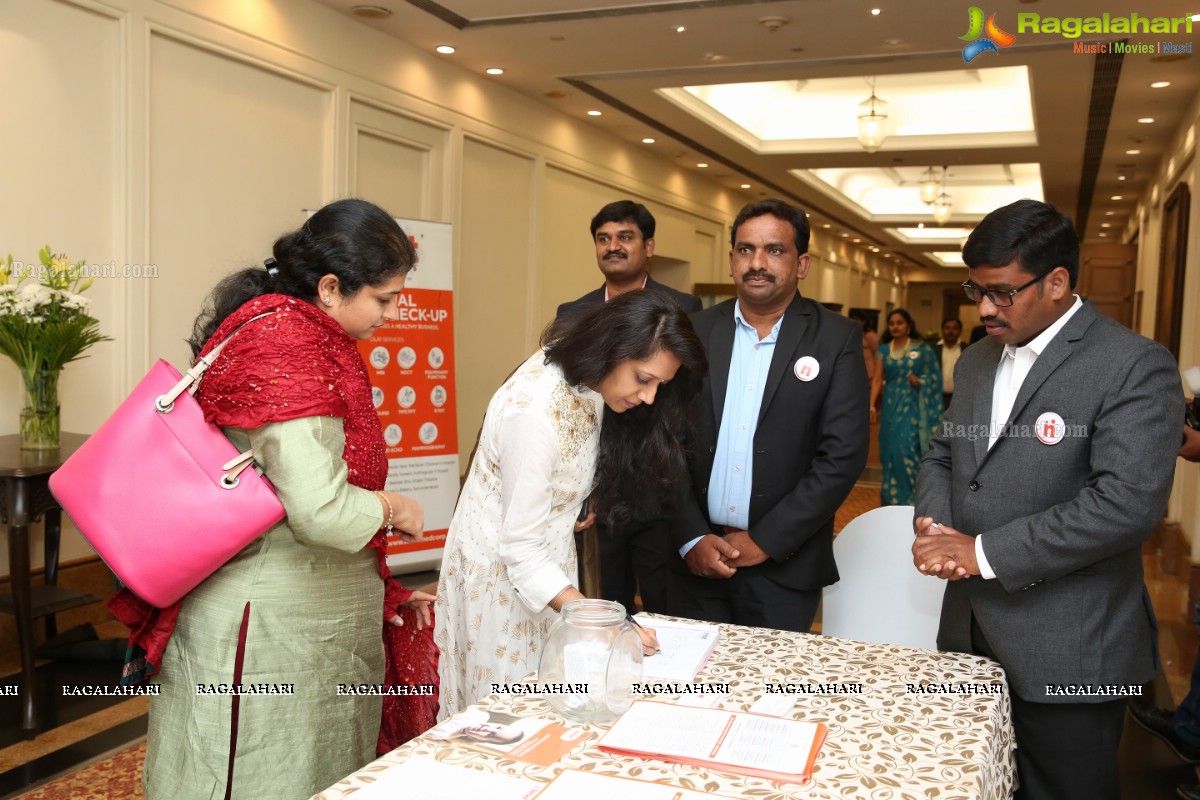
[19,366,61,450]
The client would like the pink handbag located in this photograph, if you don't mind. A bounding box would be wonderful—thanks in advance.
[49,316,285,607]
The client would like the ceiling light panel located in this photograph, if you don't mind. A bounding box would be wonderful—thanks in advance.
[658,66,1035,154]
[796,163,1043,219]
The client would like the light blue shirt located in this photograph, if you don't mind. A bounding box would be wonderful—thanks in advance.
[681,301,782,555]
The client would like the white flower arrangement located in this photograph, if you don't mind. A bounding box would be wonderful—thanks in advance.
[0,246,109,373]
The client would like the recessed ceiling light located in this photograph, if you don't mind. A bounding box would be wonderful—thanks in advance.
[1105,211,1115,215]
[1111,195,1123,200]
[740,183,751,189]
[870,246,880,252]
[1101,222,1112,227]
[696,162,709,168]
[840,232,850,238]
[1126,149,1141,155]
[352,5,393,19]
[1099,232,1108,237]
[674,25,686,33]
[1137,117,1155,123]
[1118,175,1126,180]
[871,8,882,15]
[587,110,602,116]
[821,223,831,228]
[1150,81,1171,88]
[917,222,925,229]
[486,67,504,75]
[435,44,456,54]
[852,238,862,243]
[641,138,656,144]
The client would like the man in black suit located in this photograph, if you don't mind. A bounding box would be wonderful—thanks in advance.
[667,198,869,633]
[556,200,701,318]
[556,200,701,613]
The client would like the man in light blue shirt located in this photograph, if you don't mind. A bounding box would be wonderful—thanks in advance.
[667,199,870,633]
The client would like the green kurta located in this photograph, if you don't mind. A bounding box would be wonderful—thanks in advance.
[144,416,385,800]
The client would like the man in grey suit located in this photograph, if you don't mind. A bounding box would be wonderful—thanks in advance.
[912,199,1183,800]
[556,200,701,613]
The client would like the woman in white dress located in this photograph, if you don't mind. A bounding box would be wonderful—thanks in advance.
[435,290,707,716]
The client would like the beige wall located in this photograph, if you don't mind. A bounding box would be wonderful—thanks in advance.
[1133,91,1200,558]
[0,0,755,573]
[5,0,911,575]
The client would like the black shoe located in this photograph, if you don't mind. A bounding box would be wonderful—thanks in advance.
[1128,703,1200,764]
[1177,785,1200,800]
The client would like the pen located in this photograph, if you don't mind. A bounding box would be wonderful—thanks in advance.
[627,614,661,653]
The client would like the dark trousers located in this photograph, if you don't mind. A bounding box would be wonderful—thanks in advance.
[666,567,821,634]
[597,518,669,614]
[1173,598,1200,744]
[971,617,1124,800]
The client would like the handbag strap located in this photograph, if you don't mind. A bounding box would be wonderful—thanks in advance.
[154,312,276,413]
[153,312,277,489]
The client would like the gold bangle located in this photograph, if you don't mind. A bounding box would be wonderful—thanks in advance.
[374,490,394,536]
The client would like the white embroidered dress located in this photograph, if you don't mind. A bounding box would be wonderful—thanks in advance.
[435,351,602,717]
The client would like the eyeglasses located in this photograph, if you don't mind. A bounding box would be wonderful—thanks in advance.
[961,273,1046,307]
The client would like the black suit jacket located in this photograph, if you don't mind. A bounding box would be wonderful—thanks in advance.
[555,276,702,319]
[671,292,870,590]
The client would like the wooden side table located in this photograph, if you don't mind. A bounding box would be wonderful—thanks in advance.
[0,433,99,737]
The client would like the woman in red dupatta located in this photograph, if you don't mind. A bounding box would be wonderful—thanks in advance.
[109,199,437,800]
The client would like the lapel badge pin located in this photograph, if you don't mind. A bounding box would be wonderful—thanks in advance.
[793,356,820,382]
[1035,412,1066,445]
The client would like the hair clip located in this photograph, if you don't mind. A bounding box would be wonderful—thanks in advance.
[264,257,279,278]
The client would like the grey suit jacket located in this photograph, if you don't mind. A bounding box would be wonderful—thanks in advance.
[915,300,1183,702]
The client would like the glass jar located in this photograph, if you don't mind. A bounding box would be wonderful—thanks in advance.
[537,599,643,724]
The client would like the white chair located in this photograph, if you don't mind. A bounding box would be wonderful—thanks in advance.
[821,505,945,650]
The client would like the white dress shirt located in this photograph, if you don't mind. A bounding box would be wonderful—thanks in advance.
[941,342,963,394]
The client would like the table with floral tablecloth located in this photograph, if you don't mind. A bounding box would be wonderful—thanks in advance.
[314,618,1015,800]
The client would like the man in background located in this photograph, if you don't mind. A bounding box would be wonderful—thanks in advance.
[935,318,964,409]
[912,199,1182,800]
[668,198,869,633]
[556,199,701,613]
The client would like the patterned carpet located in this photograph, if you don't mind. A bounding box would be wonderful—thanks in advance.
[13,743,144,800]
[834,484,882,534]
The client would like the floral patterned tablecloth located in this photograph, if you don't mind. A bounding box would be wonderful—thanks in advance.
[314,620,1015,800]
